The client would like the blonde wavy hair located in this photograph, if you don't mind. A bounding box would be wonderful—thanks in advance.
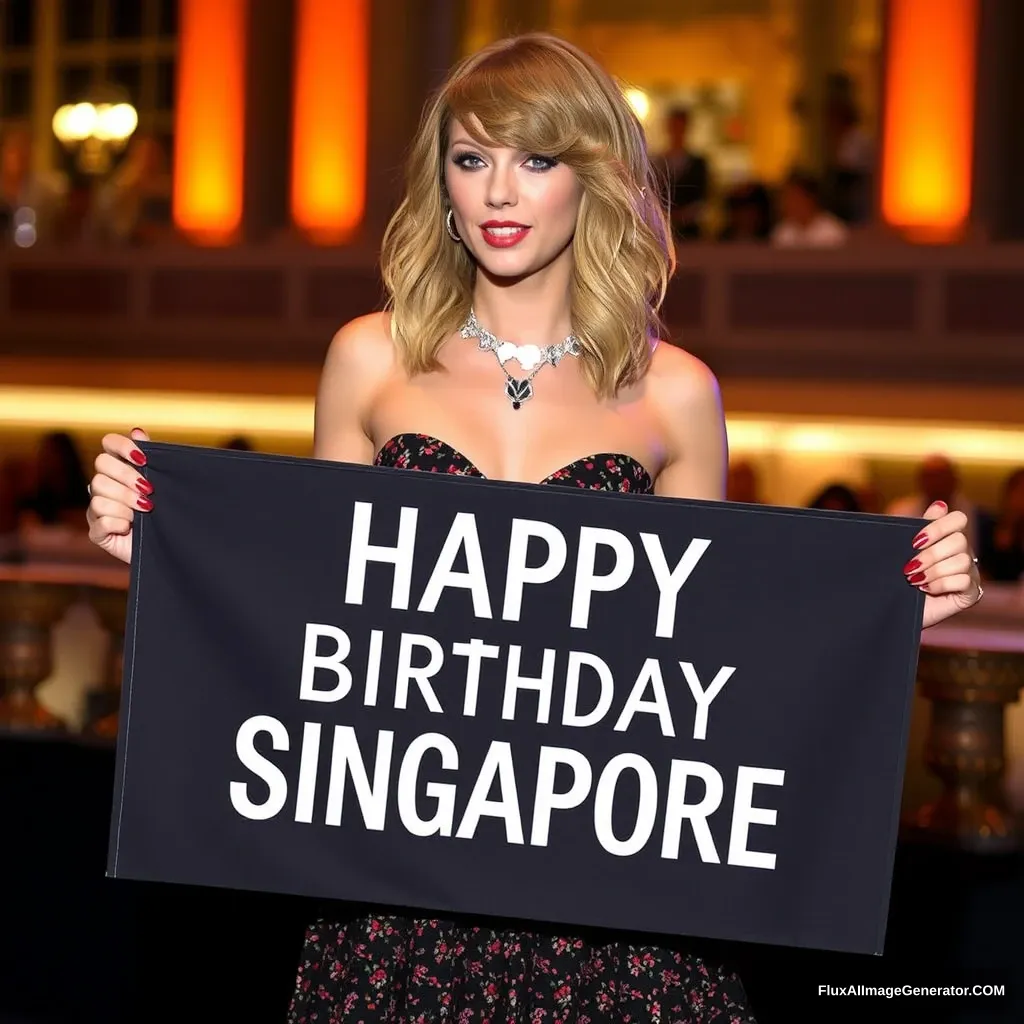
[379,33,675,398]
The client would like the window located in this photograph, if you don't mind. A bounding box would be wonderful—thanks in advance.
[109,60,144,105]
[157,0,177,37]
[155,59,175,111]
[0,0,34,128]
[109,0,144,39]
[62,0,99,42]
[59,65,95,105]
[52,0,178,189]
[1,67,31,118]
[4,0,34,48]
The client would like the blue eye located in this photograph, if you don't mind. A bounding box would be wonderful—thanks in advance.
[526,155,558,172]
[452,152,484,169]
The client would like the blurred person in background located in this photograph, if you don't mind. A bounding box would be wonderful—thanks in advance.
[727,458,763,503]
[809,482,862,512]
[0,458,21,535]
[0,122,68,246]
[771,170,848,248]
[656,106,709,241]
[977,467,1024,582]
[0,458,22,561]
[887,454,978,552]
[717,181,772,242]
[87,133,171,245]
[17,431,91,530]
[84,31,984,1024]
[823,73,874,225]
[856,484,884,515]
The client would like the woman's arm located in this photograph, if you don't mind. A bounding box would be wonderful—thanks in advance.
[644,343,982,627]
[648,345,729,502]
[313,313,396,464]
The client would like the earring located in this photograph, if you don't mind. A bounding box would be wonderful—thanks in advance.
[446,208,461,242]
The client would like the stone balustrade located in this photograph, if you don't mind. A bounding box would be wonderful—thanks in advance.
[4,241,1024,392]
[0,559,128,738]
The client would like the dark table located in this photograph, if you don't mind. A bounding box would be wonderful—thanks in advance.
[1,731,1019,1023]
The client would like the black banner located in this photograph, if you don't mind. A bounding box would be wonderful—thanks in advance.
[107,441,924,955]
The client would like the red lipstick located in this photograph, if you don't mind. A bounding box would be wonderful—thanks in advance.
[480,220,530,248]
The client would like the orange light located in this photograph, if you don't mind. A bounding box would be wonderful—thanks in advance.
[880,0,978,242]
[172,0,247,245]
[290,0,369,243]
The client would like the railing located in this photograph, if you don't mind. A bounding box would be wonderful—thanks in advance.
[0,556,128,740]
[2,542,1023,850]
[3,241,1024,391]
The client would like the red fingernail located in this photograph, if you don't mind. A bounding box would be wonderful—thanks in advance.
[912,532,929,549]
[908,571,927,584]
[935,500,947,510]
[129,450,146,466]
[135,478,153,496]
[903,558,922,574]
[137,496,153,510]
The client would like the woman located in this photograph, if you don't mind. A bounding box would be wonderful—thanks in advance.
[977,467,1024,582]
[19,430,91,528]
[807,482,861,513]
[86,33,981,1024]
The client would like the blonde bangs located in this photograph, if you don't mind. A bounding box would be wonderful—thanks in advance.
[447,55,598,162]
[379,33,675,397]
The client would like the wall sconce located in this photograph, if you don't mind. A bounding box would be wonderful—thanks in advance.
[52,98,138,175]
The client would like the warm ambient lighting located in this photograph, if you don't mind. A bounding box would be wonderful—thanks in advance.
[2,387,1023,464]
[290,0,369,242]
[623,87,650,123]
[880,0,978,241]
[0,387,313,438]
[52,102,138,144]
[52,95,138,176]
[724,415,1024,463]
[173,0,247,245]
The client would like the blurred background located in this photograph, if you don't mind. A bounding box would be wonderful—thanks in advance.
[2,0,1024,529]
[1,2,1024,1023]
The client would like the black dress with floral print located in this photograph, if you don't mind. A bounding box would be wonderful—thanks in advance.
[371,434,654,492]
[286,434,757,1024]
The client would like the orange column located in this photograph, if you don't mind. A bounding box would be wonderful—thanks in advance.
[880,0,979,242]
[290,0,369,243]
[172,0,248,245]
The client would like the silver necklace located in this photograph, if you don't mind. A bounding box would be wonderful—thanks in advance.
[459,308,581,410]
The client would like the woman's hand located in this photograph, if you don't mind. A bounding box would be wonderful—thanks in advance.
[903,500,983,629]
[85,427,153,565]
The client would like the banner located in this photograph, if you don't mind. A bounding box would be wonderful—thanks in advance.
[107,442,924,954]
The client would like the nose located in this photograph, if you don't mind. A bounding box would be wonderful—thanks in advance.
[484,164,518,210]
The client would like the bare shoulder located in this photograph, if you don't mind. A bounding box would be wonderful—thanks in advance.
[644,340,727,500]
[322,311,397,380]
[646,339,723,420]
[314,312,398,462]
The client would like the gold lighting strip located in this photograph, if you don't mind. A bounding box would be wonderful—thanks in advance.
[724,417,1024,463]
[0,386,313,437]
[1,386,1023,464]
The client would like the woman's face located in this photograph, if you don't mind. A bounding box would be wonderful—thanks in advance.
[444,118,583,281]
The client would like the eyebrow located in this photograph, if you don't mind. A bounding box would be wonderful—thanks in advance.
[449,136,491,151]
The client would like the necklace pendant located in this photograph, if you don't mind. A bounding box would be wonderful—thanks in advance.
[505,377,533,409]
